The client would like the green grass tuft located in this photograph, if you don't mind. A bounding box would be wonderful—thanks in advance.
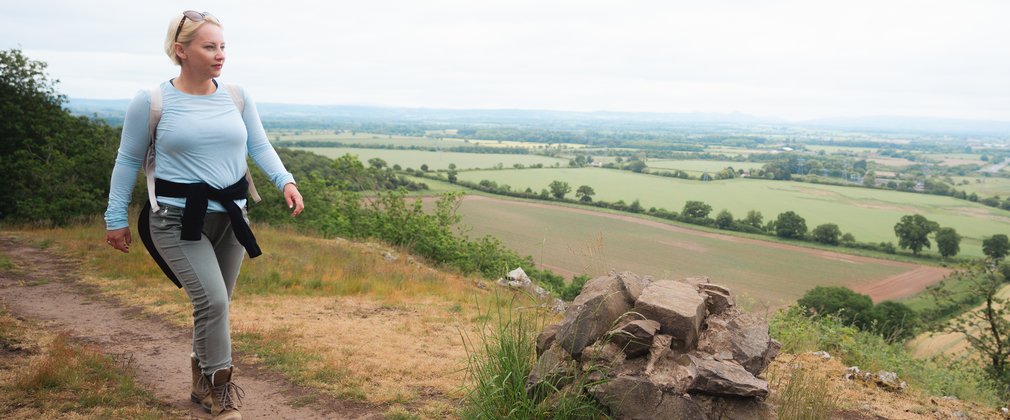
[459,291,608,419]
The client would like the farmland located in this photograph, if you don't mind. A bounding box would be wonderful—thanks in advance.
[455,167,1010,257]
[451,195,938,307]
[292,147,568,170]
[273,130,585,150]
[645,159,765,174]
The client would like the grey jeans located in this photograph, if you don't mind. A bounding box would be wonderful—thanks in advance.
[149,204,246,375]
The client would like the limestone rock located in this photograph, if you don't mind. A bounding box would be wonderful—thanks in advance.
[555,275,631,355]
[644,334,673,376]
[615,271,650,304]
[698,283,735,316]
[697,312,780,375]
[688,355,769,399]
[581,341,626,371]
[646,352,696,394]
[589,375,663,420]
[692,394,775,420]
[634,280,706,350]
[526,343,575,399]
[610,319,661,358]
[653,393,708,420]
[536,324,559,357]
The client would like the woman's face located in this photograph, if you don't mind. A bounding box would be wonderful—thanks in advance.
[179,24,225,78]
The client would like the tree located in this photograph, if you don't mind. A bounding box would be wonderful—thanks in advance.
[934,260,1010,387]
[628,199,643,213]
[548,180,571,199]
[575,185,595,202]
[446,169,458,184]
[744,210,764,229]
[811,223,841,245]
[893,214,939,255]
[681,201,712,219]
[774,211,807,239]
[935,227,961,258]
[625,160,647,173]
[714,210,734,229]
[367,157,387,169]
[0,49,120,224]
[797,286,873,326]
[420,164,429,172]
[866,301,919,341]
[983,234,1010,261]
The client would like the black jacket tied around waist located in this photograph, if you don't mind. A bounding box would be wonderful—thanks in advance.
[154,177,262,258]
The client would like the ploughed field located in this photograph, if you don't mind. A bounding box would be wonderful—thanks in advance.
[452,195,948,307]
[457,167,1010,257]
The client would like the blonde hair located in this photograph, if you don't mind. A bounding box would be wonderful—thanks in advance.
[163,12,223,66]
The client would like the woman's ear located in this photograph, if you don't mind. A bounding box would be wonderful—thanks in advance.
[173,43,187,62]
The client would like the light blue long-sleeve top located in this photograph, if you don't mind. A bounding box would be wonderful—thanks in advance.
[104,80,294,230]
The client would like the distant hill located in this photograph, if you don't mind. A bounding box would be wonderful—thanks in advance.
[66,97,1010,137]
[799,116,1010,137]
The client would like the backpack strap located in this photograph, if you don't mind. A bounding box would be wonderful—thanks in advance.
[145,87,163,211]
[142,82,262,211]
[223,83,262,204]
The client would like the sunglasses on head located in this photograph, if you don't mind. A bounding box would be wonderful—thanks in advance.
[174,10,214,42]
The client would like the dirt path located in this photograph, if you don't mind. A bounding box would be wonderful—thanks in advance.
[460,195,952,302]
[0,237,382,420]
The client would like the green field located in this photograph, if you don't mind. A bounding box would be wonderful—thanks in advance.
[457,168,1010,257]
[646,159,765,174]
[805,145,877,154]
[454,196,910,306]
[293,147,568,170]
[951,176,1010,197]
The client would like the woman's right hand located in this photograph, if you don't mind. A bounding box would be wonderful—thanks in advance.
[106,228,132,253]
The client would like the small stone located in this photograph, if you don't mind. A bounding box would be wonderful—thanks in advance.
[809,351,831,360]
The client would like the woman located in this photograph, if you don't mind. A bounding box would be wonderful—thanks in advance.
[104,11,303,420]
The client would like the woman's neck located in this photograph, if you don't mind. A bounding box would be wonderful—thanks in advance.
[173,73,217,95]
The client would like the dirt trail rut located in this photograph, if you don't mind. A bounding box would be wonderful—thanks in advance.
[0,237,381,419]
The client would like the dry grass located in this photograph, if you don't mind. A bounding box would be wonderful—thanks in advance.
[3,218,522,415]
[0,305,180,419]
[768,353,1002,419]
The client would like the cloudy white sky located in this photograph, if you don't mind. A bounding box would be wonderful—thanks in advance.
[3,1,1009,121]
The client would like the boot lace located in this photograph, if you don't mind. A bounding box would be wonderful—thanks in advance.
[215,380,245,410]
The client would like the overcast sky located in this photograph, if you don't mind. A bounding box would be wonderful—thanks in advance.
[3,1,1009,121]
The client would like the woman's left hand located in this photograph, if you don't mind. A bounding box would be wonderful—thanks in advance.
[284,183,304,217]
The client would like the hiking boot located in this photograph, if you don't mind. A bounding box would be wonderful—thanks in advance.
[203,366,244,420]
[191,354,210,405]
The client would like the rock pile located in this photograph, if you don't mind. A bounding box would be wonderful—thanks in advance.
[527,271,780,419]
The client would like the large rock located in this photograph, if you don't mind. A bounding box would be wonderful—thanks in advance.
[609,319,660,358]
[580,341,626,371]
[645,352,696,394]
[555,275,632,355]
[634,280,706,350]
[697,312,780,375]
[687,355,769,399]
[615,271,651,304]
[691,394,775,420]
[698,283,735,316]
[536,324,559,357]
[653,394,708,420]
[589,375,663,420]
[526,343,575,400]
